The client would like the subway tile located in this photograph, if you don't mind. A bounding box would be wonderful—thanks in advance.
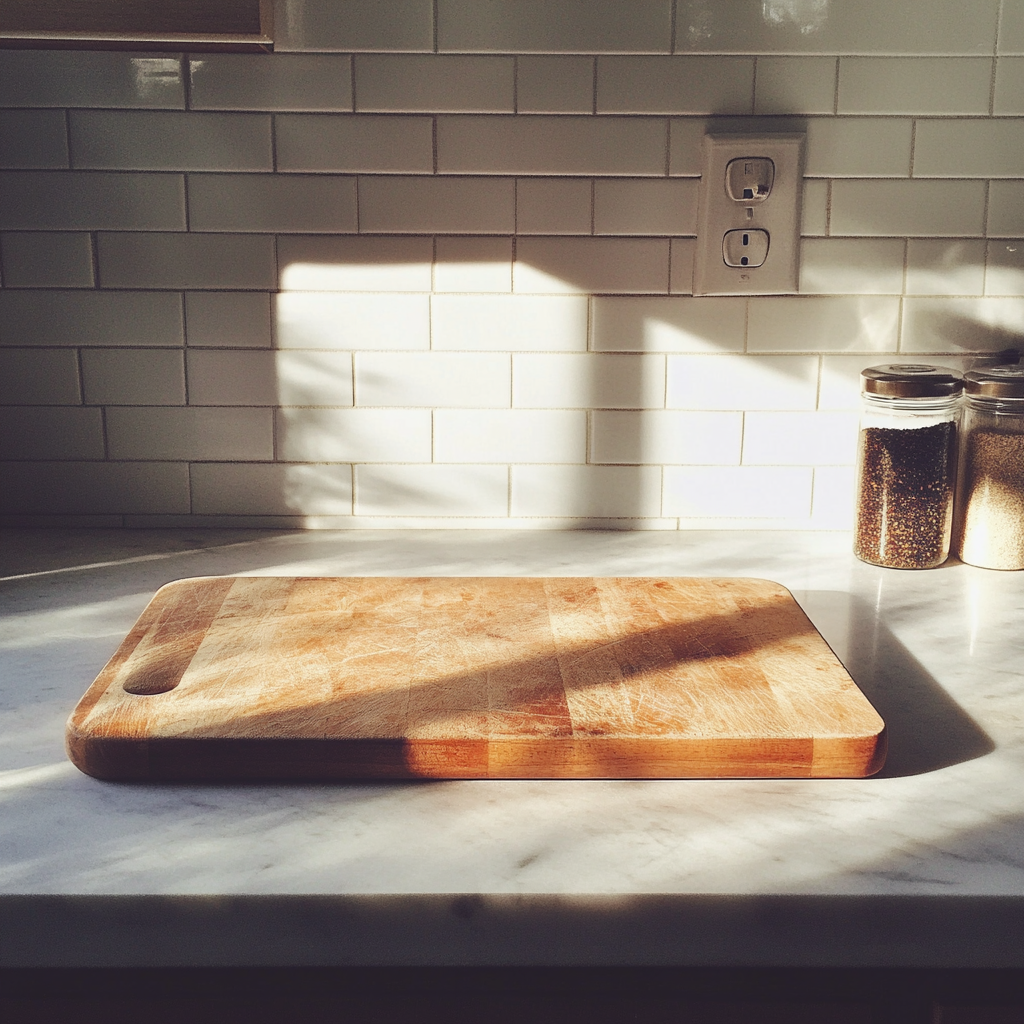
[187,174,357,233]
[430,294,589,351]
[901,297,1024,353]
[663,466,812,519]
[517,56,594,113]
[590,410,742,465]
[755,57,836,115]
[275,115,433,173]
[358,177,514,234]
[435,410,586,463]
[994,57,1024,113]
[742,412,859,466]
[438,0,673,53]
[0,111,68,168]
[274,0,434,52]
[801,180,829,237]
[906,240,986,296]
[274,293,430,349]
[0,461,189,515]
[669,238,695,294]
[830,180,986,237]
[749,296,899,352]
[811,466,856,530]
[81,349,186,406]
[97,233,276,290]
[0,349,80,405]
[0,291,183,347]
[819,355,889,412]
[278,408,431,462]
[0,233,94,288]
[187,350,278,406]
[276,351,354,406]
[511,465,663,519]
[515,237,669,294]
[191,462,353,516]
[597,56,753,114]
[355,352,511,407]
[278,235,432,291]
[106,407,273,460]
[673,0,999,56]
[914,119,1024,177]
[668,119,705,177]
[592,296,744,353]
[185,292,272,348]
[593,179,698,236]
[1000,1,1024,54]
[805,119,912,177]
[356,464,508,517]
[799,239,905,295]
[189,54,353,111]
[512,353,666,409]
[666,354,818,411]
[355,55,514,113]
[515,179,593,235]
[0,407,104,459]
[434,237,513,292]
[986,240,1024,296]
[988,181,1024,236]
[0,171,185,231]
[0,51,184,108]
[437,116,666,176]
[838,58,991,115]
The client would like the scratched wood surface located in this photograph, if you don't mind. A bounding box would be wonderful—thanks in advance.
[65,576,886,781]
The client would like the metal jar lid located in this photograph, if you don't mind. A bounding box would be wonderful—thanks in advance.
[861,363,964,398]
[963,365,1024,400]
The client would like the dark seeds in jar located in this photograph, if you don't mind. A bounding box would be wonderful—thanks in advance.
[854,421,957,569]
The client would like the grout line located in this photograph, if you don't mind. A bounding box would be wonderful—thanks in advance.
[833,57,840,115]
[432,114,438,174]
[825,179,833,236]
[99,405,109,458]
[996,0,1006,59]
[909,119,917,177]
[592,57,598,115]
[513,55,518,114]
[670,0,678,54]
[432,0,439,52]
[983,177,991,240]
[354,174,361,233]
[901,237,909,297]
[89,231,101,288]
[664,117,671,176]
[182,55,191,110]
[590,178,596,235]
[350,54,357,112]
[75,347,86,405]
[270,112,278,172]
[63,108,73,168]
[989,52,999,115]
[182,173,191,231]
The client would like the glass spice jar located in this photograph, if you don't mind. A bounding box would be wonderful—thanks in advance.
[955,366,1024,570]
[853,364,963,569]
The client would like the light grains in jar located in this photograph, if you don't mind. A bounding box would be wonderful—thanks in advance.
[957,429,1024,569]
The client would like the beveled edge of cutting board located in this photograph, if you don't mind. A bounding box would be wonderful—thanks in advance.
[64,575,887,783]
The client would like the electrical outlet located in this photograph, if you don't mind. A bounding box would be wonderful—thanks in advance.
[693,133,805,296]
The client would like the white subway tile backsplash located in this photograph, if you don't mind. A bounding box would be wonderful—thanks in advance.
[591,296,745,353]
[513,353,666,409]
[801,180,829,237]
[431,294,589,351]
[663,466,812,519]
[275,115,434,173]
[278,408,431,462]
[437,116,666,175]
[901,297,1024,352]
[355,352,511,407]
[274,293,430,349]
[597,56,753,114]
[359,177,515,234]
[186,350,278,406]
[189,55,353,111]
[515,179,593,235]
[999,2,1024,54]
[593,179,698,236]
[434,237,513,292]
[517,56,594,114]
[0,349,80,405]
[0,407,104,459]
[668,119,705,177]
[798,239,905,295]
[754,57,836,115]
[995,58,1024,113]
[355,55,514,113]
[742,412,859,465]
[0,52,184,108]
[356,464,509,517]
[818,355,887,411]
[810,466,856,529]
[0,172,185,231]
[185,292,272,348]
[0,233,94,288]
[914,119,1024,177]
[97,233,276,290]
[435,409,586,463]
[82,349,186,406]
[988,181,1024,236]
[514,237,669,293]
[667,355,819,411]
[905,240,986,296]
[0,111,68,169]
[590,410,742,465]
[107,407,274,461]
[276,351,354,406]
[805,118,913,177]
[838,58,992,115]
[188,174,357,233]
[830,180,986,236]
[986,240,1024,296]
[511,465,662,519]
[278,235,433,292]
[275,0,434,53]
[669,238,696,295]
[0,291,183,347]
[749,296,899,352]
[191,462,353,516]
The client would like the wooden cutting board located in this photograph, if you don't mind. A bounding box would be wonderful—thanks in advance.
[66,576,886,781]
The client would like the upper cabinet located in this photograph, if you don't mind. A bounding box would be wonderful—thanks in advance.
[0,0,274,52]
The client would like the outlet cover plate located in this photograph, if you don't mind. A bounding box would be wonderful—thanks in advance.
[693,133,805,296]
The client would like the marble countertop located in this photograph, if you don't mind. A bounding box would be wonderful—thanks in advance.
[2,528,1023,968]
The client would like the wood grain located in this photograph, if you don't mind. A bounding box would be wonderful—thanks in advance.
[65,577,887,781]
